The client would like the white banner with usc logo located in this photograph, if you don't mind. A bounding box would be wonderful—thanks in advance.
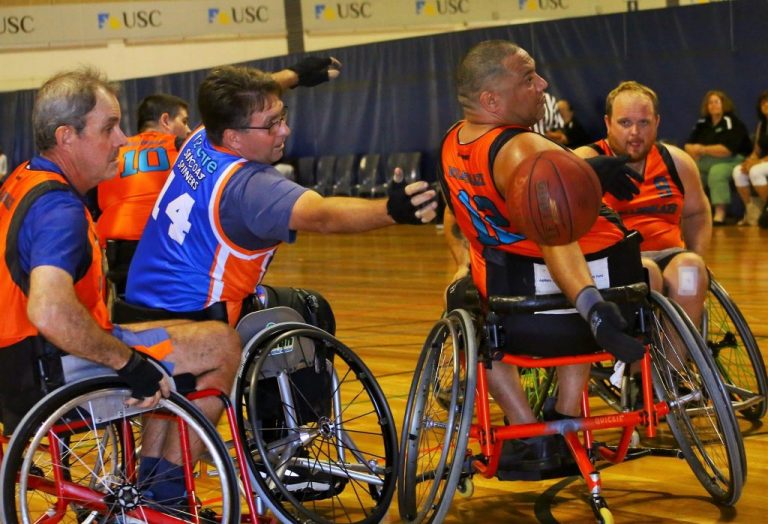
[1,0,726,47]
[0,1,285,48]
[300,0,722,33]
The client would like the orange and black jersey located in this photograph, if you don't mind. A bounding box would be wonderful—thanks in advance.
[591,140,685,250]
[439,122,628,298]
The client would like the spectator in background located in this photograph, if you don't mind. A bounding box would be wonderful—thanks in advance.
[732,90,768,226]
[546,98,592,148]
[0,145,8,184]
[532,91,564,136]
[684,90,752,225]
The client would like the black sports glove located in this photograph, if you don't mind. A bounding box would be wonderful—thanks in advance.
[287,56,336,88]
[585,154,643,201]
[116,349,164,400]
[386,177,435,224]
[588,301,645,362]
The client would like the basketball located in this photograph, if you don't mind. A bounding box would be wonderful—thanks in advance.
[506,150,602,246]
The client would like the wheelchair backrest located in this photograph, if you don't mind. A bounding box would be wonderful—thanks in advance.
[236,307,318,380]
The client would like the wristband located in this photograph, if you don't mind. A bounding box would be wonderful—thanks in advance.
[575,285,602,321]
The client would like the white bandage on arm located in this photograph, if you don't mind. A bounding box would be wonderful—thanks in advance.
[677,266,699,296]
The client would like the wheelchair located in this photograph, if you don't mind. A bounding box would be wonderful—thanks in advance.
[397,284,746,523]
[0,307,398,524]
[589,273,768,423]
[703,273,767,420]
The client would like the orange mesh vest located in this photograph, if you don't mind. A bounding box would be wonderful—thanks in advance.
[0,163,111,347]
[596,140,685,250]
[439,122,625,298]
[96,131,179,244]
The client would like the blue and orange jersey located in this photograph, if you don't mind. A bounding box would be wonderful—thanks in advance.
[96,130,181,244]
[594,140,685,250]
[126,127,279,322]
[439,122,626,299]
[0,163,110,347]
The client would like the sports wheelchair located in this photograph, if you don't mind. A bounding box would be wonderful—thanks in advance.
[0,306,398,523]
[589,273,767,423]
[397,284,746,523]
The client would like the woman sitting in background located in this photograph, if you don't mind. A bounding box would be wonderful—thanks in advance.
[732,90,768,226]
[684,89,752,225]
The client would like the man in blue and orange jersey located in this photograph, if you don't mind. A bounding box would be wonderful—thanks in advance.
[575,81,712,327]
[440,40,645,473]
[126,64,437,325]
[0,68,242,515]
[98,57,342,300]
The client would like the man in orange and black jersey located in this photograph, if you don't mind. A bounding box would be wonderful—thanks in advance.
[575,81,712,327]
[441,40,645,472]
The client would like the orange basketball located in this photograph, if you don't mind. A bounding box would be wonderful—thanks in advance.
[506,150,602,246]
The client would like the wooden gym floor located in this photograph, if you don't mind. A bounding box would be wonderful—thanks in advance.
[264,223,768,524]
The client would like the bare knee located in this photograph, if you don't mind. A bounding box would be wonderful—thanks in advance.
[663,253,708,298]
[642,257,663,292]
[167,321,241,390]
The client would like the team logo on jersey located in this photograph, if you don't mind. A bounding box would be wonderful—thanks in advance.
[415,1,470,15]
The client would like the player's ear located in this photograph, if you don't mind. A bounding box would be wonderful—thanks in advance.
[221,128,240,150]
[479,90,497,112]
[159,112,171,129]
[55,124,74,148]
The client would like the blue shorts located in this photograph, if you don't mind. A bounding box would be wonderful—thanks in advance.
[112,325,175,374]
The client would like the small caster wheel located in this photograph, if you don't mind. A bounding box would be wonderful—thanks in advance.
[598,506,614,524]
[457,477,474,498]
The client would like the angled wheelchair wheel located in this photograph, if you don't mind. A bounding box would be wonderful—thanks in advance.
[0,376,239,523]
[398,309,478,524]
[704,278,768,420]
[647,291,745,506]
[235,323,398,524]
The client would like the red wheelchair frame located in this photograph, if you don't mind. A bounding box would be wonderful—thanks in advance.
[398,284,745,523]
[0,313,398,524]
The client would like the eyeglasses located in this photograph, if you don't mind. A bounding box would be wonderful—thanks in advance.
[237,107,288,135]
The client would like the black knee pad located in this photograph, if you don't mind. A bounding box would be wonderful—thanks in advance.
[261,285,336,335]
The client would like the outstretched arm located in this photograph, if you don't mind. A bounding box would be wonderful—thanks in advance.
[289,168,437,233]
[271,56,342,89]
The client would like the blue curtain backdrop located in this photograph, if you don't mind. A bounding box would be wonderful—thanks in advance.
[2,0,767,181]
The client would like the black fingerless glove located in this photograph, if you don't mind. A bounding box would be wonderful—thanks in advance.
[585,154,643,201]
[116,349,163,400]
[386,178,432,224]
[588,301,645,362]
[287,56,334,87]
